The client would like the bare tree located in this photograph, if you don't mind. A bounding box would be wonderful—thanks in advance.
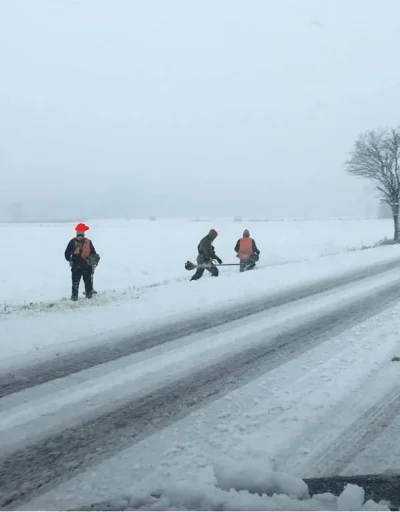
[346,127,400,242]
[378,201,392,219]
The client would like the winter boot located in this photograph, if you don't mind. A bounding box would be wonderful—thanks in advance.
[83,290,97,296]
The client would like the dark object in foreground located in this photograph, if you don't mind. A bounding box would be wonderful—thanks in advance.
[304,473,400,510]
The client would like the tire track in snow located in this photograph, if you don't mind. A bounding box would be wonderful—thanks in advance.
[308,385,400,478]
[2,280,400,509]
[259,327,400,480]
[1,257,400,399]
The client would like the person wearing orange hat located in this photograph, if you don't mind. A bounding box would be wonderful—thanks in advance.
[190,229,222,281]
[64,223,99,301]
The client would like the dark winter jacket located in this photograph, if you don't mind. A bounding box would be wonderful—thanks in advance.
[198,234,218,261]
[65,237,97,268]
[234,238,260,255]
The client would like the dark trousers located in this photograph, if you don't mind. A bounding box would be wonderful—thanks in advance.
[71,266,93,298]
[191,264,219,281]
[240,259,256,272]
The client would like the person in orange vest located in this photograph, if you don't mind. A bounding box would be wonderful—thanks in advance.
[64,223,99,301]
[234,229,260,272]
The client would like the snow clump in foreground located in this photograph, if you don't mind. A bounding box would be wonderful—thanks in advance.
[81,461,391,510]
[84,482,390,511]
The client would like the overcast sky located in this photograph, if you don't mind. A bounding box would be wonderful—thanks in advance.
[1,0,399,220]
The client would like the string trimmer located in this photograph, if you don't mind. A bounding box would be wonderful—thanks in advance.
[185,260,240,271]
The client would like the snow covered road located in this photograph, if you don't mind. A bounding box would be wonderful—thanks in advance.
[2,260,400,509]
[2,256,400,398]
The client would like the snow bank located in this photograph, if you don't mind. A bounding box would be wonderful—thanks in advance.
[76,458,391,511]
[141,482,389,511]
[82,478,390,511]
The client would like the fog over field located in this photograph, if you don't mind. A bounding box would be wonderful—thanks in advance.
[2,0,400,222]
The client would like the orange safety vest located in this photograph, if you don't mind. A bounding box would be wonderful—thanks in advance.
[73,238,91,259]
[237,237,254,260]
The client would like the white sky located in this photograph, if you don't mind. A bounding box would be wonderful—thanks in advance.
[1,0,399,220]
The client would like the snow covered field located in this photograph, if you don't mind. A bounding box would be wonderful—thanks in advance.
[0,217,394,308]
[2,217,400,510]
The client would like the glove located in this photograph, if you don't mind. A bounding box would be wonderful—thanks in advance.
[215,256,223,264]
